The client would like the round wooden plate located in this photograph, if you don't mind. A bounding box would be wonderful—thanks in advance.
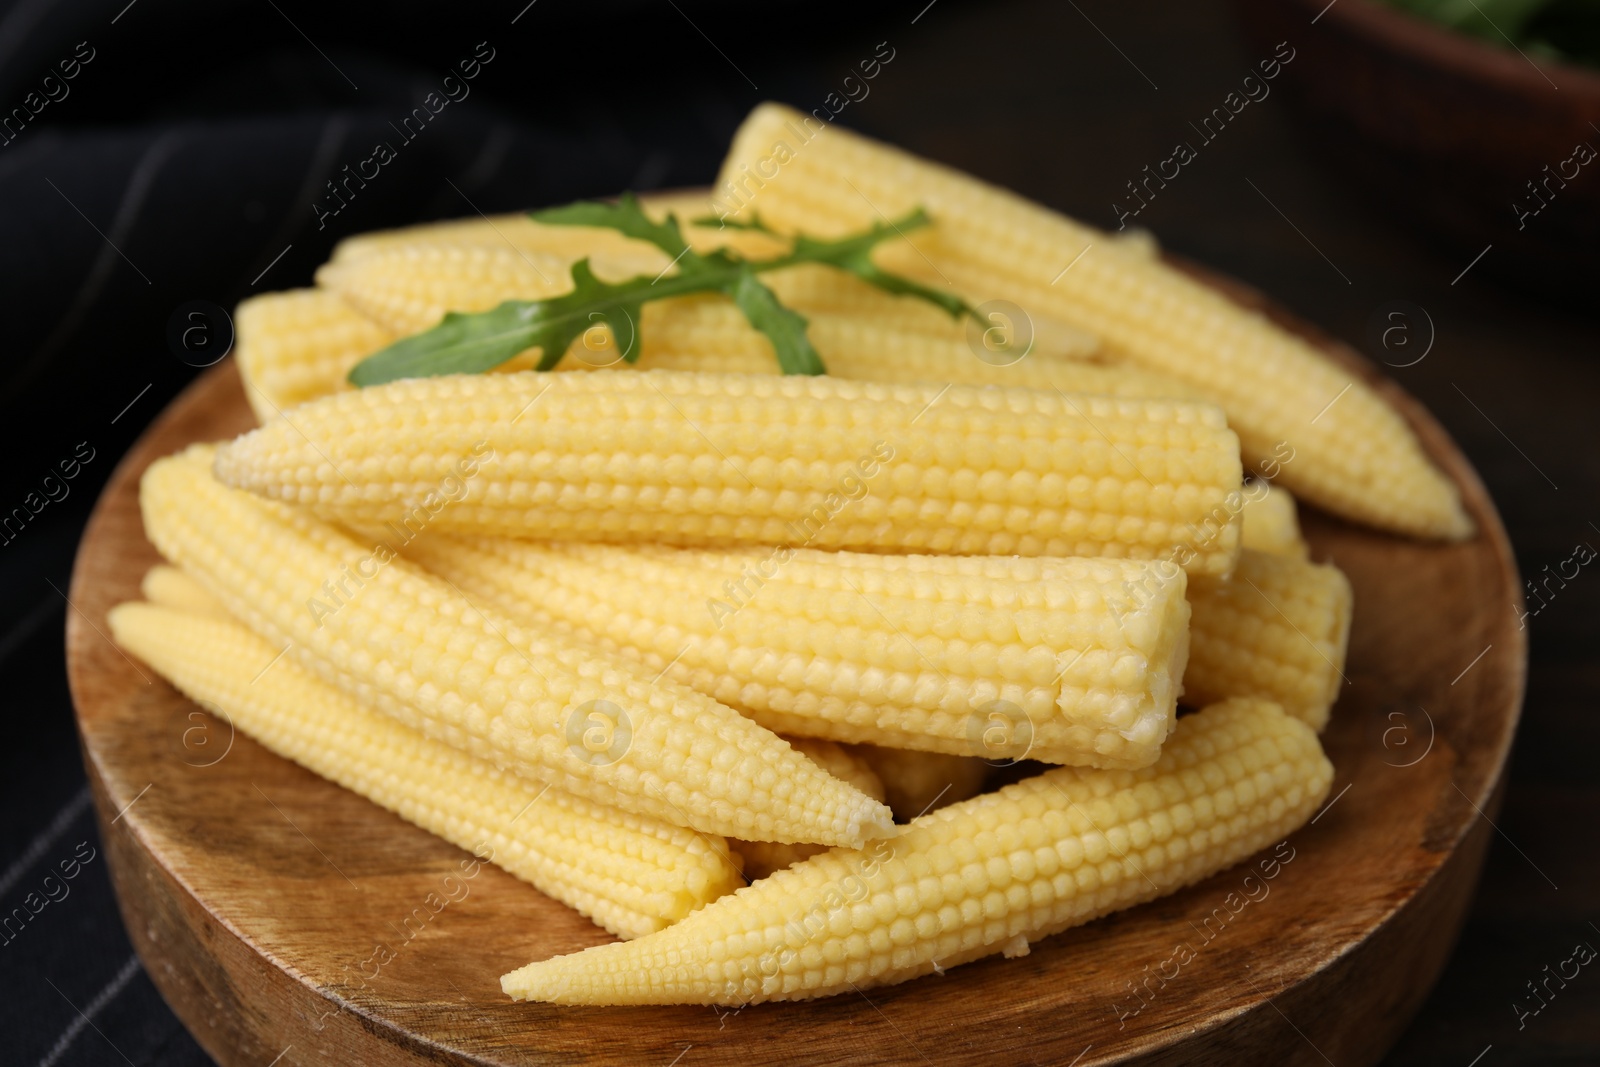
[67,264,1525,1066]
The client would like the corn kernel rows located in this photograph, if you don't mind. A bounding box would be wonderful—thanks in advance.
[141,445,893,846]
[215,370,1245,573]
[1185,550,1354,730]
[404,537,1192,768]
[717,103,1470,540]
[734,739,888,880]
[502,698,1332,1004]
[234,284,1172,426]
[235,289,394,420]
[110,602,743,938]
[1238,481,1308,559]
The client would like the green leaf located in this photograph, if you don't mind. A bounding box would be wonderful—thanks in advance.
[349,260,653,384]
[1375,0,1553,41]
[791,208,977,321]
[348,195,974,386]
[347,302,542,385]
[691,212,780,235]
[522,259,641,370]
[837,251,976,319]
[729,267,824,375]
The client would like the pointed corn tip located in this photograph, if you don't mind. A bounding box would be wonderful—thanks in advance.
[209,436,246,487]
[105,600,139,641]
[1444,503,1477,542]
[495,701,1331,1007]
[311,258,350,292]
[852,805,898,846]
[1392,487,1474,542]
[1402,467,1475,542]
[502,954,585,1003]
[500,962,539,1001]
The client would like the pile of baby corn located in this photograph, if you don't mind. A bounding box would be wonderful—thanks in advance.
[112,104,1469,1007]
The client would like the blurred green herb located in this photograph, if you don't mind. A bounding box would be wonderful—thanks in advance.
[348,194,973,385]
[1375,0,1600,68]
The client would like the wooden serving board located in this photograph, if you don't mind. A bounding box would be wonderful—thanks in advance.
[66,267,1525,1066]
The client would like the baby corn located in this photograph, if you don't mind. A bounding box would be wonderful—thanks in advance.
[140,446,893,847]
[403,537,1191,768]
[1186,550,1354,730]
[317,208,789,339]
[317,194,1060,350]
[717,103,1470,540]
[235,289,393,421]
[321,241,1102,365]
[109,602,742,938]
[233,283,1167,414]
[788,737,886,801]
[214,370,1244,573]
[592,299,1160,394]
[501,697,1332,1004]
[325,191,785,269]
[735,739,887,880]
[318,243,577,338]
[1238,481,1308,559]
[850,744,991,822]
[140,564,228,618]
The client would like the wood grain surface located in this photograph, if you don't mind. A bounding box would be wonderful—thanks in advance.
[65,267,1526,1065]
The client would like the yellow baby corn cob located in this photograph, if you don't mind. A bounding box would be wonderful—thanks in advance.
[109,602,742,938]
[232,289,553,422]
[1111,228,1161,259]
[319,201,793,337]
[593,298,1169,396]
[1185,550,1353,730]
[1238,481,1308,559]
[319,233,1102,366]
[735,739,887,880]
[232,283,1154,414]
[215,370,1244,573]
[659,332,1171,395]
[716,103,1471,541]
[760,263,983,337]
[317,244,579,338]
[325,191,785,268]
[403,536,1191,767]
[850,744,991,822]
[762,264,1103,357]
[502,697,1333,1004]
[300,194,1101,393]
[325,215,610,268]
[328,215,525,265]
[141,446,892,847]
[789,737,886,800]
[235,290,394,421]
[140,564,228,618]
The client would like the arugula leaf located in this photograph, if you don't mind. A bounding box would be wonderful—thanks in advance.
[691,212,780,234]
[791,209,970,319]
[346,303,539,384]
[348,197,974,386]
[347,261,641,385]
[729,268,823,375]
[831,249,973,319]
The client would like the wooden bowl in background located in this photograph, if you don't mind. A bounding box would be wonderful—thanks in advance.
[1235,0,1600,303]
